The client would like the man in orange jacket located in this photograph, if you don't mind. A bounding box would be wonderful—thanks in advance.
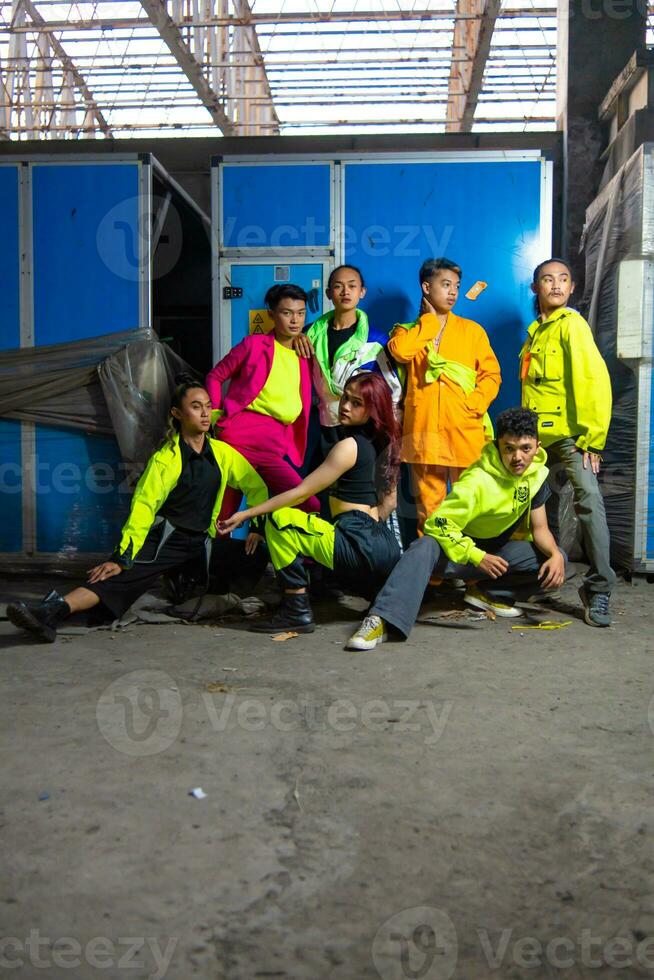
[389,257,501,530]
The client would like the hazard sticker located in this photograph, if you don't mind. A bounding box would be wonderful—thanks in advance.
[248,309,274,334]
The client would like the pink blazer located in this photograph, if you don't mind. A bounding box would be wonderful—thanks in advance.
[206,333,312,467]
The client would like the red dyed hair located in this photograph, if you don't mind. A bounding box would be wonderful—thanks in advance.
[343,371,401,493]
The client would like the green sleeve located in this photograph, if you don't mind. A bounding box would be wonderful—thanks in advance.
[564,315,613,452]
[423,477,485,566]
[222,444,269,508]
[113,455,169,568]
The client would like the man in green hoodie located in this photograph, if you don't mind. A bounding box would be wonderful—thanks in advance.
[346,407,566,649]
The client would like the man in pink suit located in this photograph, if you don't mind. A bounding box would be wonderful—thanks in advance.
[206,284,320,516]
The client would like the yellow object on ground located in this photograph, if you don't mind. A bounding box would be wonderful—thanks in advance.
[511,620,572,630]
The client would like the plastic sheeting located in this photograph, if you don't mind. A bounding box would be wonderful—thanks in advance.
[580,147,644,571]
[98,337,191,483]
[0,328,192,484]
[0,328,152,433]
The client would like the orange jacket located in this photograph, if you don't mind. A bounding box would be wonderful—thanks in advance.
[389,311,501,467]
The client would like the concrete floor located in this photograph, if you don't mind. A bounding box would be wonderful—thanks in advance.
[1,570,653,980]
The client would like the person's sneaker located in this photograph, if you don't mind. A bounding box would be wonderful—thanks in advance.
[578,586,611,627]
[345,615,387,651]
[464,585,522,618]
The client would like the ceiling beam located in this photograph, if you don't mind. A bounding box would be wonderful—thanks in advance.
[3,8,555,32]
[19,0,113,137]
[139,0,235,134]
[446,0,502,132]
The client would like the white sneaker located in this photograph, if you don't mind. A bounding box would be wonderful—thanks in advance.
[346,614,387,651]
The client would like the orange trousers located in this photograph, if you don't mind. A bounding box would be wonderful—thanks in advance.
[411,463,465,533]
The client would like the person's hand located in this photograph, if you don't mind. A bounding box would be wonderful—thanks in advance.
[463,396,482,418]
[538,551,565,589]
[583,451,601,474]
[292,334,314,359]
[477,553,509,579]
[245,532,263,556]
[87,561,122,584]
[420,295,437,316]
[216,512,247,536]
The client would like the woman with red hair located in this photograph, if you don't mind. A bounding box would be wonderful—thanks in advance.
[217,372,401,634]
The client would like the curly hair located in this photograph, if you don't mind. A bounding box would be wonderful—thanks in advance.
[495,407,539,442]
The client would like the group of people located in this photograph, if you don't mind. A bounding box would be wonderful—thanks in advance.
[6,255,616,648]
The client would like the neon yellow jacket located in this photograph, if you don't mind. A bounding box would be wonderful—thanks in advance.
[423,442,549,566]
[113,434,268,567]
[520,307,612,451]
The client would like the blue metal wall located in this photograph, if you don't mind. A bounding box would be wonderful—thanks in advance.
[227,262,325,346]
[343,160,543,414]
[221,164,331,248]
[0,166,22,553]
[0,158,145,559]
[35,427,128,554]
[217,154,548,417]
[32,163,141,344]
[0,420,22,553]
[0,165,21,351]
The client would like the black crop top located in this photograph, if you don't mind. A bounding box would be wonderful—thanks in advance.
[329,429,378,506]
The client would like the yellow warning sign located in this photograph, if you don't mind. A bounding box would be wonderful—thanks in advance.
[249,309,274,334]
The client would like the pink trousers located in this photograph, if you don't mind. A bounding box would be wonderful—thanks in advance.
[217,410,320,520]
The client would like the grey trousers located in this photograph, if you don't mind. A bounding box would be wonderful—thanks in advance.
[545,438,616,595]
[371,535,555,640]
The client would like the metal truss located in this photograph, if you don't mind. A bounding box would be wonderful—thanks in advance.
[0,0,573,140]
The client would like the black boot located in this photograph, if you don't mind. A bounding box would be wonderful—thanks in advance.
[6,590,71,643]
[249,591,315,634]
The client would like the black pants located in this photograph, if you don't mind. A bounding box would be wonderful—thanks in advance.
[271,510,401,601]
[87,526,208,619]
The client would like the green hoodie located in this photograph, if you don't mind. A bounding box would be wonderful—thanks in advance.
[423,442,549,566]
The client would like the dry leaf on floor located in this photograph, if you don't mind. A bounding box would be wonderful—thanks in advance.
[484,609,497,621]
[271,631,299,642]
[205,682,230,693]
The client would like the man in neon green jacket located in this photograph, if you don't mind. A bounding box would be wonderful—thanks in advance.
[7,378,268,642]
[520,258,615,627]
[346,407,566,650]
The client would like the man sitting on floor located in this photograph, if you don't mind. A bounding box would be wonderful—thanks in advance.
[346,406,566,650]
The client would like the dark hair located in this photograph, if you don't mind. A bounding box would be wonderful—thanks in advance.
[327,264,365,289]
[532,258,575,315]
[264,283,307,309]
[419,257,462,287]
[496,407,539,442]
[532,257,574,284]
[165,373,208,447]
[343,372,401,494]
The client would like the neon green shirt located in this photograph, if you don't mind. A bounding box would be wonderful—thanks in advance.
[248,340,302,424]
